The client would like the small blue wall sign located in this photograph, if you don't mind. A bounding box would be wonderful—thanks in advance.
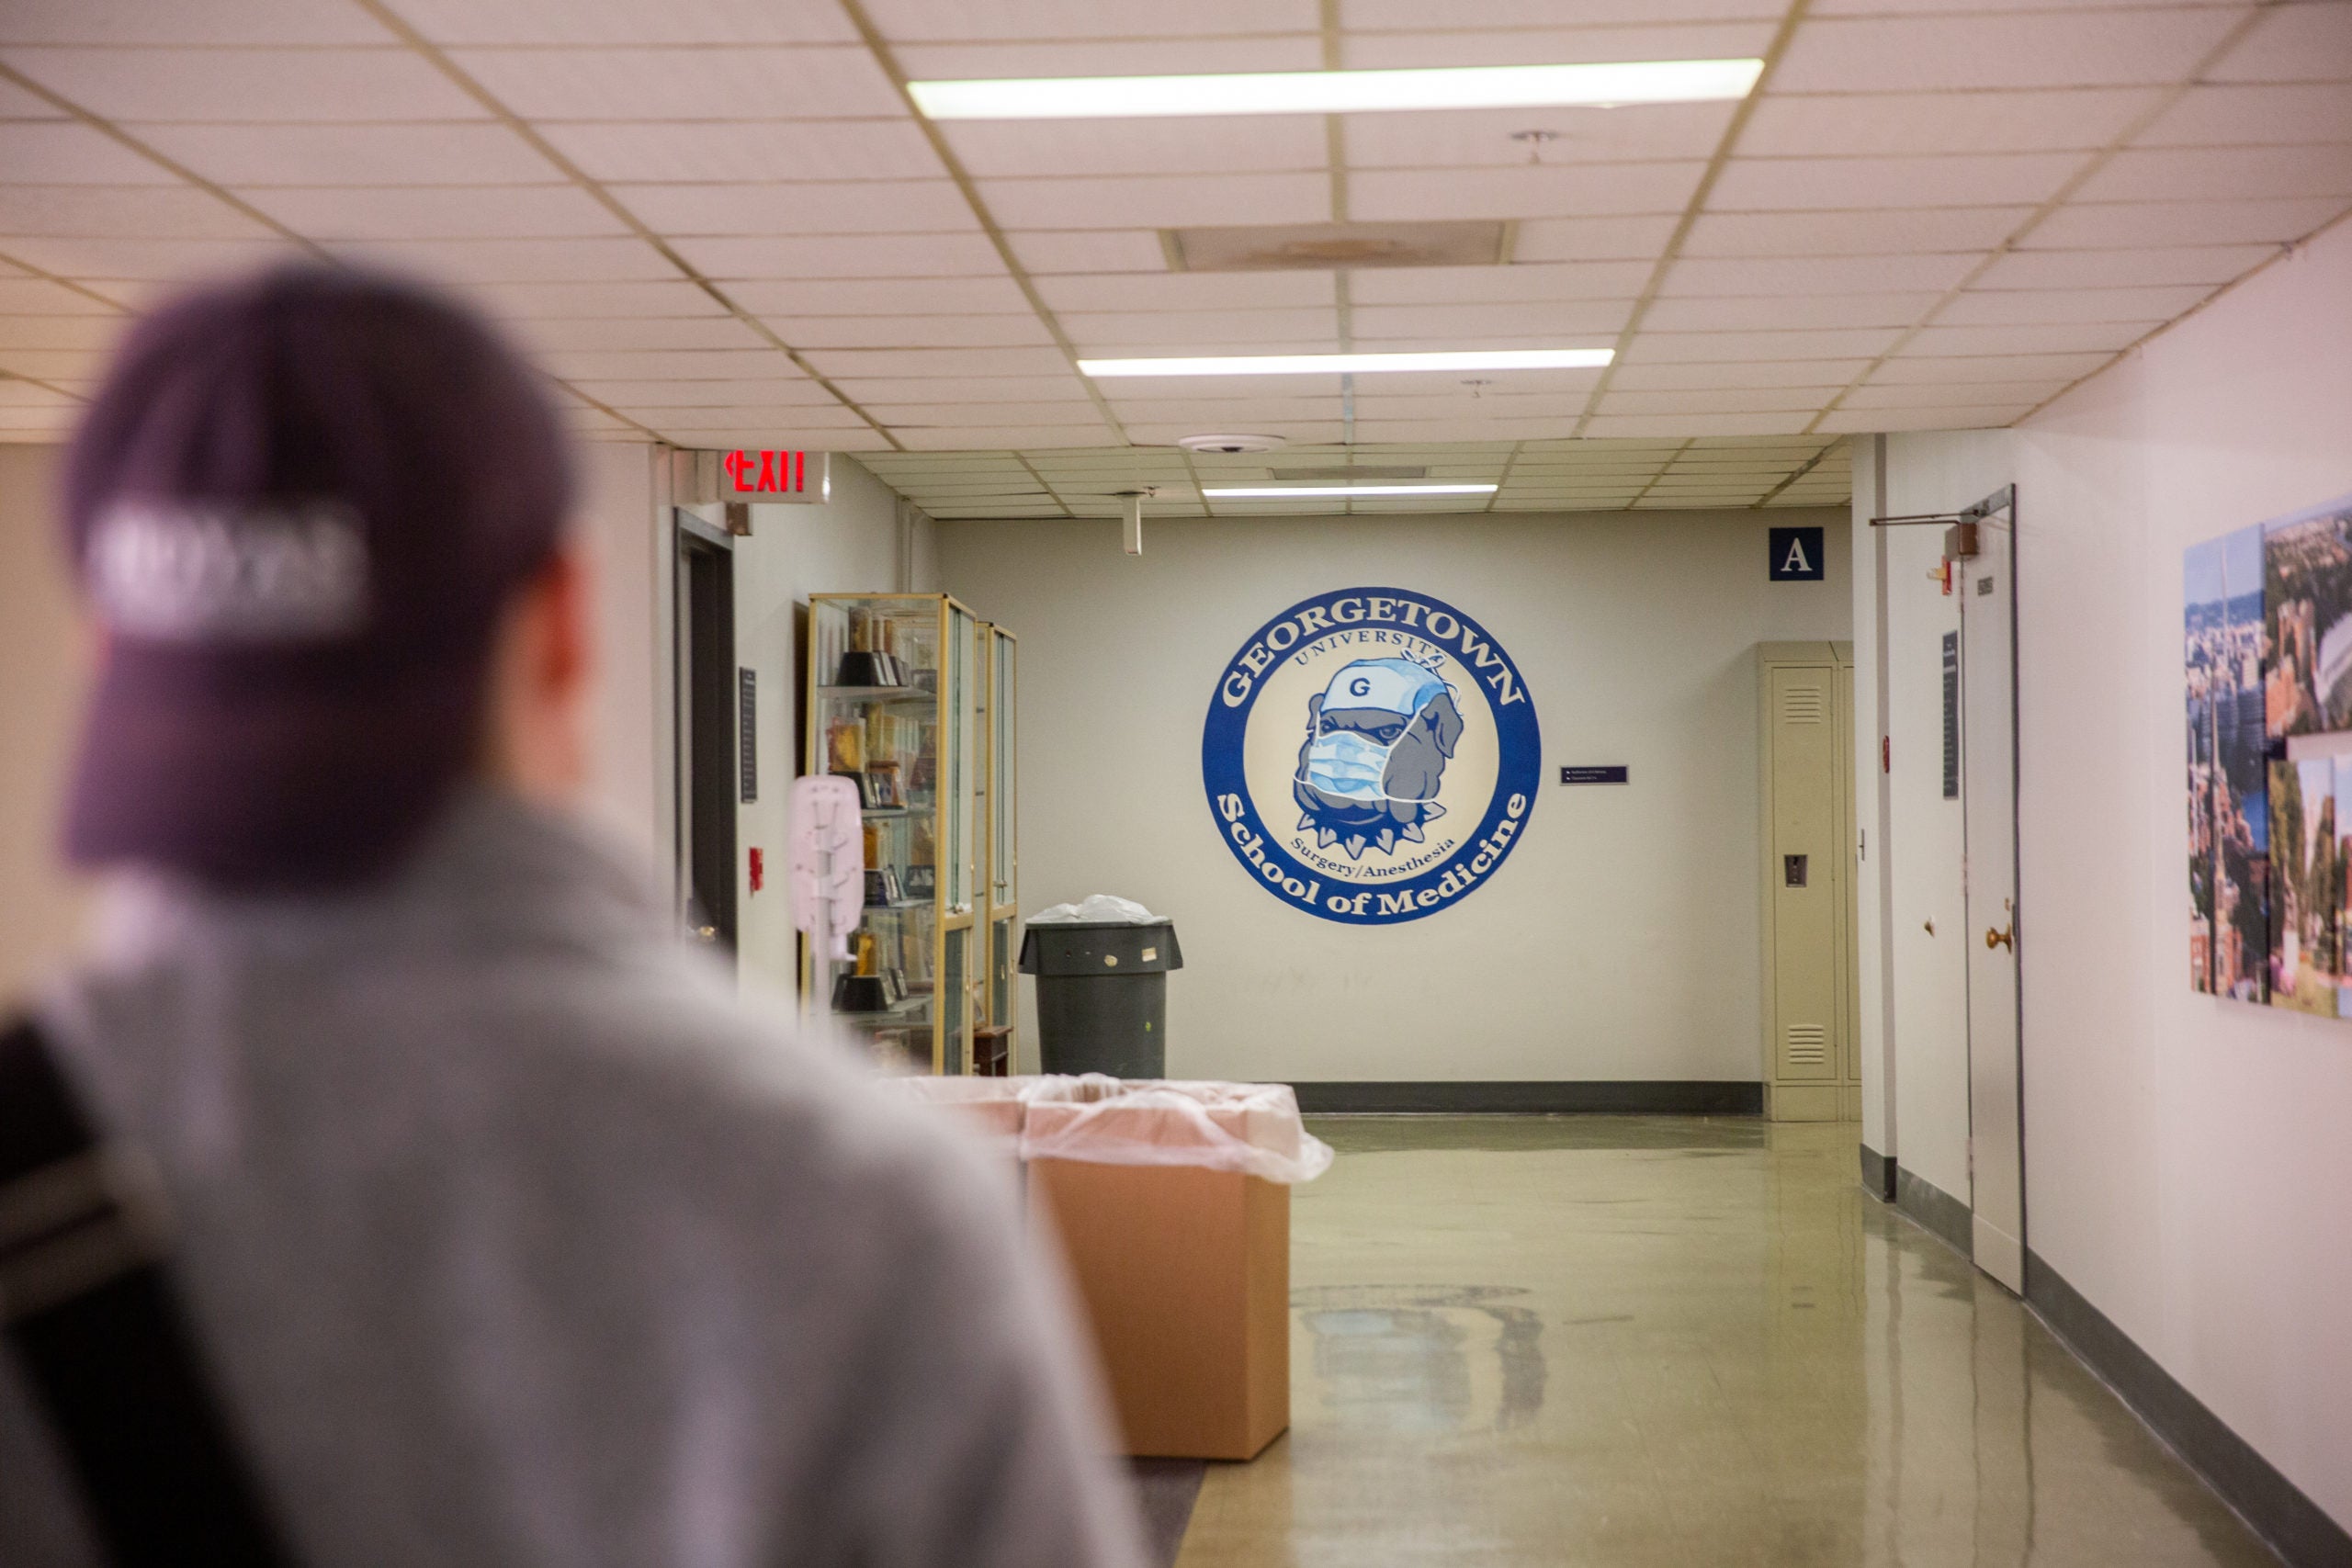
[1769,525,1826,581]
[1202,586,1541,925]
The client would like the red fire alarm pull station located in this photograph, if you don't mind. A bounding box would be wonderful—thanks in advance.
[748,846,764,894]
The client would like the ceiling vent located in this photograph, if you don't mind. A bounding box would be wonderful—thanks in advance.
[1178,433,1287,454]
[1269,465,1429,480]
[1165,220,1509,272]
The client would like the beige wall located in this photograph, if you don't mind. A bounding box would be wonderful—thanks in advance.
[0,443,91,998]
[938,504,1851,1085]
[1865,219,2352,1529]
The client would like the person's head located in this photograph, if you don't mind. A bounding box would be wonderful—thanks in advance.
[60,262,591,893]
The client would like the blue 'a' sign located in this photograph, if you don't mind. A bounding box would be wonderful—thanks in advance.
[1770,525,1826,581]
[1202,586,1541,925]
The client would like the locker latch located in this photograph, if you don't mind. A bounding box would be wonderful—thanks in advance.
[1783,854,1808,888]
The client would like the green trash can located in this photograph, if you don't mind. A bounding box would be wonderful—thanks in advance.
[1019,919,1183,1077]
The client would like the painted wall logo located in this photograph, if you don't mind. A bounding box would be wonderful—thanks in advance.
[1203,586,1541,924]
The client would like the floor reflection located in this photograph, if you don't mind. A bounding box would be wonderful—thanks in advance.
[1173,1117,2275,1568]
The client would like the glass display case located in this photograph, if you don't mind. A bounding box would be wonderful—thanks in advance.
[805,593,983,1073]
[980,625,1019,1072]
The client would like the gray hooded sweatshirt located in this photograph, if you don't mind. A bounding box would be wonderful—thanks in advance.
[0,794,1146,1568]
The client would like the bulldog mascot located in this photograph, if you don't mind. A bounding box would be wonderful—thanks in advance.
[1294,657,1464,860]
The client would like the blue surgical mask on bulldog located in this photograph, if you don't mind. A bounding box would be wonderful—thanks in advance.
[1302,716,1417,802]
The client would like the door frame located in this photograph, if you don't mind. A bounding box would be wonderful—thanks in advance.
[673,508,738,953]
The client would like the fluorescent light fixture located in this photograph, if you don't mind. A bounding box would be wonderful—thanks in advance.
[1203,484,1498,499]
[909,59,1764,120]
[1081,348,1611,378]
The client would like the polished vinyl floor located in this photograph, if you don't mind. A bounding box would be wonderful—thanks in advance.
[1173,1116,2274,1568]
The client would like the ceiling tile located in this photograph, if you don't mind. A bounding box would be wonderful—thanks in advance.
[865,400,1102,425]
[1841,379,2069,410]
[0,0,390,44]
[977,174,1329,231]
[830,374,1092,401]
[240,185,628,242]
[537,347,796,378]
[1035,271,1332,311]
[393,0,859,44]
[0,186,276,240]
[450,46,902,119]
[670,232,1005,278]
[1351,163,1704,222]
[1340,21,1774,70]
[1348,299,1631,337]
[1342,102,1735,167]
[0,122,176,183]
[135,122,564,186]
[2027,196,2347,248]
[331,236,675,282]
[1772,9,2246,93]
[1818,406,2024,434]
[1611,358,1870,390]
[0,347,106,378]
[761,314,1056,348]
[861,0,1317,40]
[561,378,830,406]
[0,276,121,313]
[0,78,58,116]
[1599,388,1826,415]
[510,316,767,352]
[1341,0,1781,24]
[1681,207,2030,256]
[939,116,1325,179]
[1081,336,1340,358]
[1585,412,1812,438]
[613,180,972,236]
[1347,262,1651,304]
[1868,352,2116,384]
[1509,215,1679,262]
[1641,293,1935,332]
[617,403,868,428]
[0,377,86,403]
[0,313,124,350]
[1060,308,1335,345]
[1662,254,1980,295]
[0,234,298,278]
[471,279,728,318]
[1098,396,1341,423]
[1902,321,2159,356]
[1711,153,2080,211]
[1004,230,1166,274]
[893,38,1321,78]
[11,47,486,121]
[2140,83,2352,145]
[896,424,1118,451]
[804,345,1075,378]
[2075,145,2352,203]
[2208,3,2352,84]
[1976,243,2278,288]
[1743,89,2162,158]
[725,276,1035,314]
[1934,284,2212,325]
[536,122,947,185]
[1622,327,1904,363]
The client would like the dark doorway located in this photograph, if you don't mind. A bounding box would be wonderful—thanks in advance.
[678,518,737,953]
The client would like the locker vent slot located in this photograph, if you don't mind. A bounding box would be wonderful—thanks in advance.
[1781,686,1826,724]
[1784,1024,1829,1066]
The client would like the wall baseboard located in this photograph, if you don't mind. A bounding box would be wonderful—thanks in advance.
[1859,1143,1896,1202]
[1893,1165,1973,1258]
[1290,1081,1762,1115]
[2025,1250,2352,1568]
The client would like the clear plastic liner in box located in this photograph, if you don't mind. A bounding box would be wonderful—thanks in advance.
[874,1074,1334,1185]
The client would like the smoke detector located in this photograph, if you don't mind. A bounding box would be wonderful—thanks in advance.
[1177,434,1286,455]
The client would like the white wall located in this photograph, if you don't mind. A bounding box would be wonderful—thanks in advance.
[730,457,935,998]
[0,444,91,997]
[575,441,666,860]
[1871,220,2352,1529]
[936,505,1850,1085]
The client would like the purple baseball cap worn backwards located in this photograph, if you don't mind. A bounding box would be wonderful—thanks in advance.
[61,264,574,891]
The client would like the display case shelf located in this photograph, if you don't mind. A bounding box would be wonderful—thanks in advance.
[804,593,988,1075]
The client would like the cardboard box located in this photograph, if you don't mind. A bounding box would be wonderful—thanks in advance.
[1029,1157,1288,1461]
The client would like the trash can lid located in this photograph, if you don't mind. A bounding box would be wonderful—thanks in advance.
[1019,921,1183,975]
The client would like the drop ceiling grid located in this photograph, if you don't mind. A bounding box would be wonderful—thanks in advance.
[0,1,2345,452]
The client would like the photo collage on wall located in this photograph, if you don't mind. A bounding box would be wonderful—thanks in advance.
[2187,492,2352,1013]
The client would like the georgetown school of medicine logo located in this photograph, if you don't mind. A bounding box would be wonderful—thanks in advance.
[1203,587,1541,925]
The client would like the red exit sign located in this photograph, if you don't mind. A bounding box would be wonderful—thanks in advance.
[724,449,808,494]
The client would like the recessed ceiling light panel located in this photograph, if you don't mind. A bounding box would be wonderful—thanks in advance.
[909,59,1764,120]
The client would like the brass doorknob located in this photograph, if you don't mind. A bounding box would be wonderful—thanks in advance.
[1985,925,2014,951]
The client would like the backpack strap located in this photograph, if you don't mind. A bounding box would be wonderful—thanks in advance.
[1,1017,295,1566]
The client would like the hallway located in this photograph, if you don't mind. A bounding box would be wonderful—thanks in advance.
[1177,1118,2272,1568]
